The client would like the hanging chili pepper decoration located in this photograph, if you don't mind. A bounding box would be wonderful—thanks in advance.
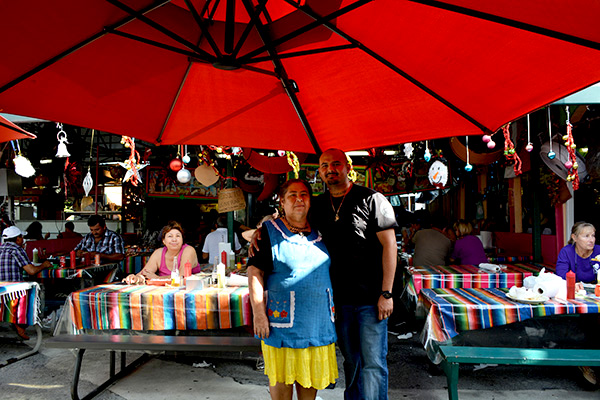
[563,106,580,190]
[502,123,522,176]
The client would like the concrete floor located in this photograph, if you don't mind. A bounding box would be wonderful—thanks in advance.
[1,323,599,400]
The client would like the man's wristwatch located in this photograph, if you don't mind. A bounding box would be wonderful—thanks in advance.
[380,290,393,299]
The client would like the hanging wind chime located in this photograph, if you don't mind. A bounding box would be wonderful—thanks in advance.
[55,123,73,198]
[563,106,580,189]
[82,130,94,197]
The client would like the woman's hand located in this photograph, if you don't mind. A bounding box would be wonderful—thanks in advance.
[575,282,585,292]
[123,274,145,285]
[140,269,159,280]
[253,313,270,339]
[247,228,262,257]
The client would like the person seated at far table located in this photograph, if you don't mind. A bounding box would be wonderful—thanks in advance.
[74,215,125,264]
[124,221,201,284]
[555,221,600,386]
[202,215,241,265]
[0,226,52,339]
[411,213,452,266]
[450,220,488,265]
[24,221,50,240]
[57,221,83,239]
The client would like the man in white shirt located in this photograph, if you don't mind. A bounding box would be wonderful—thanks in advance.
[202,215,241,264]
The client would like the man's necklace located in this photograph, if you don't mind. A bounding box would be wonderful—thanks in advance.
[282,216,310,236]
[330,185,351,222]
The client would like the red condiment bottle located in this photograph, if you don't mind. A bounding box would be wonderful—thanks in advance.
[566,270,576,300]
[184,261,192,278]
[70,250,77,268]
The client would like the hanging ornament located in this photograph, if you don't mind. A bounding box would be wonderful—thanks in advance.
[82,129,95,197]
[11,140,36,178]
[563,106,580,189]
[464,136,473,171]
[424,141,431,162]
[525,114,533,152]
[403,143,414,159]
[83,168,93,196]
[177,168,192,183]
[502,123,522,176]
[55,123,70,158]
[482,135,491,143]
[170,158,183,171]
[34,174,49,187]
[182,154,191,164]
[118,136,149,186]
[547,107,555,159]
[286,151,300,179]
[428,158,448,188]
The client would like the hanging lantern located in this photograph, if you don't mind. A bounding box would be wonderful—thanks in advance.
[55,123,70,158]
[177,168,192,183]
[169,158,183,171]
[34,174,49,187]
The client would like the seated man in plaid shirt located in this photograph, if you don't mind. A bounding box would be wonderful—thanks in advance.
[75,215,125,263]
[0,226,52,339]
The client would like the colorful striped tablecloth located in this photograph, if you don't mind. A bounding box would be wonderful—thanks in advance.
[0,281,40,325]
[121,253,152,274]
[420,287,600,363]
[35,263,120,282]
[61,284,251,334]
[405,263,554,299]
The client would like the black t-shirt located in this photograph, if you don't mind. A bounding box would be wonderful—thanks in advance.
[247,227,273,275]
[311,184,398,305]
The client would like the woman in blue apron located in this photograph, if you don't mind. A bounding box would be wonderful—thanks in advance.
[248,179,337,400]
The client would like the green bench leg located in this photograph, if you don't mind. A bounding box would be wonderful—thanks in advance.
[441,360,460,400]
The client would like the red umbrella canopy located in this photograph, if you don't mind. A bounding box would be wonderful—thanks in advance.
[0,115,36,142]
[1,1,600,153]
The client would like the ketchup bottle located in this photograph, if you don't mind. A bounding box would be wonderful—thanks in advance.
[566,270,576,300]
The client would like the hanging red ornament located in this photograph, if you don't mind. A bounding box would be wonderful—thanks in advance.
[169,158,183,172]
[563,107,580,190]
[34,174,49,187]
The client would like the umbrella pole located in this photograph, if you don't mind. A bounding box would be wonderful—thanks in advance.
[95,145,99,215]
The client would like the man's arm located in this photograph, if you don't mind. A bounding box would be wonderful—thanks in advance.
[202,252,209,260]
[376,228,397,321]
[23,260,52,276]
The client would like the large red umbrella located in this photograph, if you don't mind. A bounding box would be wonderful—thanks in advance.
[1,1,599,153]
[0,115,36,142]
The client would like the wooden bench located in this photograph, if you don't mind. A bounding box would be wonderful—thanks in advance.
[438,345,600,400]
[46,334,261,400]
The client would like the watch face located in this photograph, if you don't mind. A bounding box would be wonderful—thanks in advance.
[381,291,392,299]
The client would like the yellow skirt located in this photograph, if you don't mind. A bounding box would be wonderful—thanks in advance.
[261,342,338,390]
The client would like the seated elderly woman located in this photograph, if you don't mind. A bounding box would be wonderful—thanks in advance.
[124,221,201,284]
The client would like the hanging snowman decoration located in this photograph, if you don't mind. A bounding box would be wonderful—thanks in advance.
[428,158,449,189]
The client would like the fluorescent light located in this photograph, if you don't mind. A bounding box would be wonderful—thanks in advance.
[346,150,398,156]
[40,159,53,164]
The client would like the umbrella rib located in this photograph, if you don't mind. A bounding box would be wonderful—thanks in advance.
[224,0,236,54]
[240,0,321,154]
[184,0,223,58]
[231,0,269,58]
[289,1,490,133]
[247,44,357,64]
[0,121,35,138]
[410,0,600,51]
[0,0,171,95]
[155,63,194,144]
[237,0,371,64]
[104,0,216,62]
[109,29,212,62]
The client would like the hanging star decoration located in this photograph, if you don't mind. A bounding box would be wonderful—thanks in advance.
[502,123,522,176]
[367,148,391,179]
[118,136,148,186]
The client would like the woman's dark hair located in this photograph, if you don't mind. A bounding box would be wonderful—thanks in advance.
[161,221,185,241]
[278,179,313,212]
[25,221,43,239]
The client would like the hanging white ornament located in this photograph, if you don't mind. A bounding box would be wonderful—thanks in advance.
[464,136,473,171]
[182,154,191,164]
[13,154,36,177]
[177,168,192,183]
[55,123,70,158]
[428,159,448,188]
[83,167,93,196]
[547,107,555,159]
[403,143,414,159]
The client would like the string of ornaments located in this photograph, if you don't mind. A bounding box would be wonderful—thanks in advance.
[562,106,580,189]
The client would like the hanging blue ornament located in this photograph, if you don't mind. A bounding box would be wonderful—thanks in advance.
[465,163,473,172]
[424,148,431,162]
[547,150,556,160]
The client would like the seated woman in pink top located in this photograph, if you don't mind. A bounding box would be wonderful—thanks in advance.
[450,220,488,265]
[124,221,201,284]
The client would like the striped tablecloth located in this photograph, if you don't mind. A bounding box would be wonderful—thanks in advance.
[35,263,120,282]
[420,287,600,362]
[0,281,41,325]
[121,253,152,274]
[61,284,251,334]
[405,263,554,299]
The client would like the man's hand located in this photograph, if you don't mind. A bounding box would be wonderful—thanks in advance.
[247,228,262,258]
[377,296,393,321]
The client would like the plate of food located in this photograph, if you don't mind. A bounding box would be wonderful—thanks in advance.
[506,292,549,304]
